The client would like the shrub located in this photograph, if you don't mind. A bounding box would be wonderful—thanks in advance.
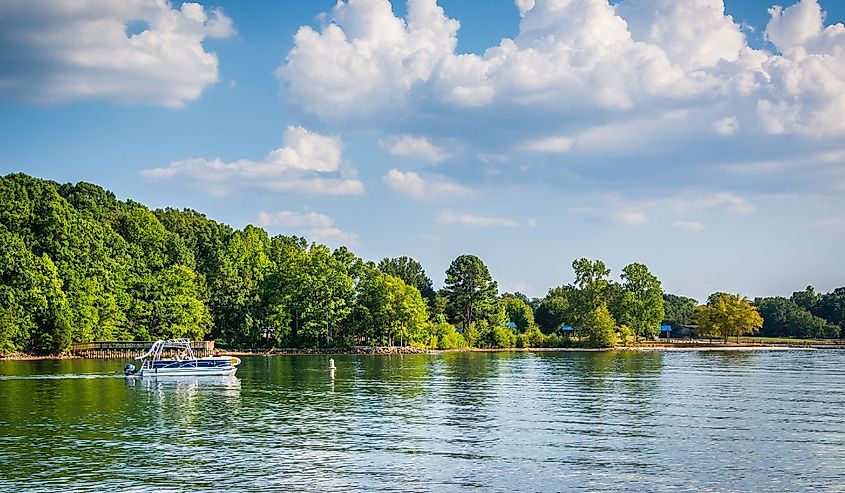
[440,331,467,349]
[524,326,547,347]
[492,325,516,348]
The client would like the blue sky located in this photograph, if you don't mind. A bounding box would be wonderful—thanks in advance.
[1,0,844,302]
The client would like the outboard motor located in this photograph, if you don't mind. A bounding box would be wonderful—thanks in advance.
[124,364,137,376]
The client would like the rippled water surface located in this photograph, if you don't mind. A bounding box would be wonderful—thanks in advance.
[1,350,844,492]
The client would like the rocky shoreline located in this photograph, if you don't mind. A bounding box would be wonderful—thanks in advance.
[4,343,843,360]
[223,345,435,356]
[0,352,80,361]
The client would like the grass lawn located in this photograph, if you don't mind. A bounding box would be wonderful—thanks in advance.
[639,337,843,346]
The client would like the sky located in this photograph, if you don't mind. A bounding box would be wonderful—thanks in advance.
[1,0,844,302]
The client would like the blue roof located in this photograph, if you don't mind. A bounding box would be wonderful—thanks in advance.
[561,324,574,331]
[504,322,517,329]
[660,325,672,332]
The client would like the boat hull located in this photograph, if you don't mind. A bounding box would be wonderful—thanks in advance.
[133,357,239,377]
[137,366,237,377]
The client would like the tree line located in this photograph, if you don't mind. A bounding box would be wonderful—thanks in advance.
[0,173,842,354]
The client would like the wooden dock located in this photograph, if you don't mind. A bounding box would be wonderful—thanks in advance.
[70,340,215,359]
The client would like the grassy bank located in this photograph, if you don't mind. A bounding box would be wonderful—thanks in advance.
[640,337,845,347]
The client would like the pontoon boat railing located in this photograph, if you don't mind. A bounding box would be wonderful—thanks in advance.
[136,339,196,369]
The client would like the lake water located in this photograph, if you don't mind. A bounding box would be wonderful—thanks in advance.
[0,350,843,492]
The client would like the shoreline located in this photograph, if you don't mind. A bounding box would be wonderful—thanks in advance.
[2,343,843,361]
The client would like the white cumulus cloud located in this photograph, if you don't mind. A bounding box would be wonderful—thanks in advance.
[383,169,473,201]
[142,126,363,196]
[686,192,756,214]
[379,135,449,163]
[277,0,845,145]
[757,0,845,136]
[257,210,357,246]
[611,210,648,225]
[672,220,706,234]
[277,0,459,120]
[714,116,740,136]
[436,210,520,227]
[257,211,334,228]
[0,0,235,107]
[522,136,574,154]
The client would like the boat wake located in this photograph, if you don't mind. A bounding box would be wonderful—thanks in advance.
[0,373,124,381]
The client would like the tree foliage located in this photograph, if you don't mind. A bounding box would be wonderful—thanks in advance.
[443,254,498,330]
[663,293,697,328]
[535,285,576,334]
[584,303,617,348]
[755,296,839,339]
[571,258,611,326]
[618,263,664,340]
[1,173,841,354]
[377,256,436,308]
[355,265,427,346]
[813,288,845,338]
[695,293,763,342]
[499,294,535,332]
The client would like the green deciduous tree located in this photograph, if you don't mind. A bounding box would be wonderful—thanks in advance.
[261,243,355,347]
[571,258,611,327]
[790,286,820,312]
[572,258,610,307]
[814,288,845,338]
[0,223,72,354]
[618,263,664,341]
[208,225,273,345]
[755,296,839,338]
[695,293,763,342]
[499,294,535,332]
[355,265,428,346]
[584,303,617,348]
[429,322,466,349]
[663,293,697,328]
[155,208,232,276]
[491,324,517,348]
[378,256,436,310]
[535,285,576,334]
[128,265,212,341]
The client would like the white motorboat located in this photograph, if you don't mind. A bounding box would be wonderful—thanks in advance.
[123,339,240,377]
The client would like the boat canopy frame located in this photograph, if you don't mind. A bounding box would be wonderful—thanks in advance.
[136,339,196,370]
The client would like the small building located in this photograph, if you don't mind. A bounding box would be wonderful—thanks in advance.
[658,324,698,339]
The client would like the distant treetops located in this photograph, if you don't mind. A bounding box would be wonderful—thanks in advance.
[0,173,843,354]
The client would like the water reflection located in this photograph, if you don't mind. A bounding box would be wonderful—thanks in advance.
[129,374,242,392]
[0,351,843,492]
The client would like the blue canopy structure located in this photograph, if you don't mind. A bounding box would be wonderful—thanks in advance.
[504,322,517,329]
[660,325,672,332]
[561,324,574,332]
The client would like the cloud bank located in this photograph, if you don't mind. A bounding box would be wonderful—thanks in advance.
[436,210,520,227]
[257,210,358,246]
[383,169,473,201]
[0,0,235,107]
[142,126,363,196]
[278,0,845,142]
[379,135,449,163]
